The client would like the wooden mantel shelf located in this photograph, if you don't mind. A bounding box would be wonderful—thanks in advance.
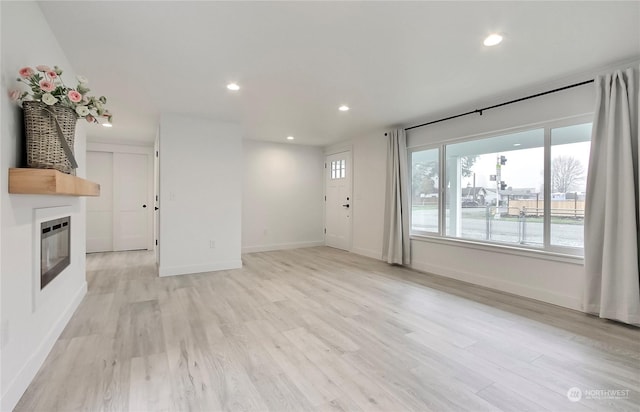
[8,168,100,196]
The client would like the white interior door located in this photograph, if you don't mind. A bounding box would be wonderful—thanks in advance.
[325,151,352,250]
[86,151,113,253]
[114,153,149,251]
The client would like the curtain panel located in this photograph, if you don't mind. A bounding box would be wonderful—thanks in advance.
[584,66,640,325]
[383,129,411,265]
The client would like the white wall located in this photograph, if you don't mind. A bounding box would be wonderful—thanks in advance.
[341,63,638,312]
[158,114,242,276]
[403,75,603,311]
[242,140,324,253]
[406,80,595,148]
[350,134,388,259]
[409,241,585,309]
[0,3,88,410]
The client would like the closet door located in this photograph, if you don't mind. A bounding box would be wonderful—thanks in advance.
[86,151,113,253]
[114,152,149,251]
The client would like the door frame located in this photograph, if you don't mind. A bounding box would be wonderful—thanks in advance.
[324,144,354,251]
[154,131,160,265]
[87,142,155,251]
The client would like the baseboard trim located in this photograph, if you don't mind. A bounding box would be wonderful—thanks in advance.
[410,260,582,311]
[242,240,325,254]
[351,247,382,260]
[158,260,243,277]
[1,281,87,412]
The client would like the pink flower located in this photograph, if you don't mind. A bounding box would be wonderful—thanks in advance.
[46,70,58,79]
[85,115,95,123]
[67,90,82,103]
[39,79,55,92]
[9,90,21,101]
[36,65,51,72]
[19,67,34,78]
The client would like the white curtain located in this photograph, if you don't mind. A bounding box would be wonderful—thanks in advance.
[584,66,640,325]
[383,129,411,265]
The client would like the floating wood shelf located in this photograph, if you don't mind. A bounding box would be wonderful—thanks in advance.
[8,168,100,196]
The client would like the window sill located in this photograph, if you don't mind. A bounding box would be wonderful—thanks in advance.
[410,234,584,265]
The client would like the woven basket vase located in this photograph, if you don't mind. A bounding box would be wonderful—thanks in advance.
[23,101,78,174]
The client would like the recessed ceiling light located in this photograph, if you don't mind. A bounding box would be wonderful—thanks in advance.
[287,136,294,140]
[227,83,240,91]
[339,105,350,111]
[513,143,521,147]
[102,123,112,128]
[483,33,503,47]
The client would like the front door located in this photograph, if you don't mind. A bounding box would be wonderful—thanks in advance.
[325,151,352,250]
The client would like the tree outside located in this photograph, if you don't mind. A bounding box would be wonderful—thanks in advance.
[412,155,478,202]
[551,155,585,193]
[412,160,438,201]
[460,155,478,178]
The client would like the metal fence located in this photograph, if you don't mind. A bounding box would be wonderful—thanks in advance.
[485,205,584,244]
[508,199,585,218]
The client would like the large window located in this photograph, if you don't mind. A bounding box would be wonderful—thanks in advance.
[410,119,591,255]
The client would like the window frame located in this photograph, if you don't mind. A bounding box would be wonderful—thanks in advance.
[408,114,592,258]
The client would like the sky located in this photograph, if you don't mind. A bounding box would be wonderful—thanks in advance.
[465,141,590,193]
[412,122,592,194]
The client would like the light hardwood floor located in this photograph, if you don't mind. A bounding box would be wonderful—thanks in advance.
[15,247,640,412]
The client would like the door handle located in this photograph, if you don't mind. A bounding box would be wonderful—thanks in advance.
[342,204,350,208]
[142,204,147,208]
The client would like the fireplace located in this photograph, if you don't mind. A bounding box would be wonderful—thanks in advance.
[40,216,70,289]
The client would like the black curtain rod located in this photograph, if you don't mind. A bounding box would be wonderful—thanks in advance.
[385,79,594,135]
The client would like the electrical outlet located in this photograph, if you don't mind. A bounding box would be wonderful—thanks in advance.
[209,240,216,249]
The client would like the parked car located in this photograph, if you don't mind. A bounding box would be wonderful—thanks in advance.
[462,200,479,208]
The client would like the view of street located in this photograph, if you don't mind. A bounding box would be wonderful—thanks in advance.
[412,206,585,248]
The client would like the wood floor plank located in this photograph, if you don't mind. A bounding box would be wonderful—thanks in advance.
[165,341,224,411]
[283,327,417,412]
[244,319,346,407]
[128,352,171,411]
[14,247,640,412]
[477,383,551,412]
[207,340,271,412]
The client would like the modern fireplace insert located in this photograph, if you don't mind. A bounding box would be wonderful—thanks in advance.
[40,216,70,289]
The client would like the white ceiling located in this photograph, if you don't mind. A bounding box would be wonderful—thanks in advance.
[38,1,639,146]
